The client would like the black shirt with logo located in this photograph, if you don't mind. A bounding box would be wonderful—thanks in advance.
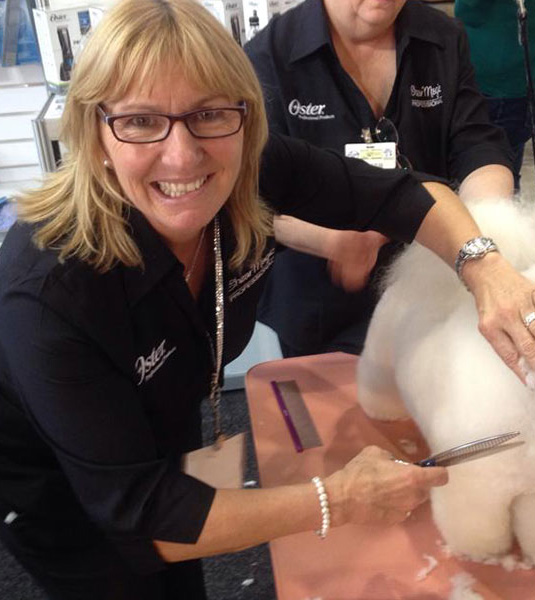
[245,0,513,354]
[0,134,435,576]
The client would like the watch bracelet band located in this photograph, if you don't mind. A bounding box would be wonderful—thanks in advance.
[454,237,499,289]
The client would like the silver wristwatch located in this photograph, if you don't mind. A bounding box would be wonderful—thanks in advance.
[455,237,499,288]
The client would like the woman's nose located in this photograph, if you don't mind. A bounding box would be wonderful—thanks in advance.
[159,121,204,166]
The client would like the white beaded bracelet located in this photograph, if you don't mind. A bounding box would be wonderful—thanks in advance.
[311,476,330,540]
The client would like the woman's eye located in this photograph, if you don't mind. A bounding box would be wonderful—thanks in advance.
[125,115,156,128]
[197,110,221,122]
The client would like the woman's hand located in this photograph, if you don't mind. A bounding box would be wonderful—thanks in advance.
[326,230,388,292]
[326,446,448,528]
[461,252,535,384]
[415,182,535,383]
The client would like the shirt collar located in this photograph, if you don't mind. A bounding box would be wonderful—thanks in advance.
[122,208,178,307]
[395,1,447,50]
[121,208,235,307]
[289,0,445,64]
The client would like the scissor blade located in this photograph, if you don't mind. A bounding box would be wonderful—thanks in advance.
[434,439,525,467]
[417,431,521,467]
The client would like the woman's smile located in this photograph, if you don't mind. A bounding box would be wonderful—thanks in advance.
[156,175,209,198]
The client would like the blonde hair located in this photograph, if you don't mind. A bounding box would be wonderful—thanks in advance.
[17,0,271,271]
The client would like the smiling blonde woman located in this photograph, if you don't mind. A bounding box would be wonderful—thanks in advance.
[1,1,535,598]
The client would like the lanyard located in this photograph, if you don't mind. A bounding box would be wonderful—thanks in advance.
[208,215,225,444]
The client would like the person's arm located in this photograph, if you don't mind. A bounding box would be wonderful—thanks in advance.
[272,161,514,292]
[458,164,514,202]
[154,446,447,562]
[273,215,388,291]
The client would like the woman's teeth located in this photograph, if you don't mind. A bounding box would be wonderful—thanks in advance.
[158,176,207,197]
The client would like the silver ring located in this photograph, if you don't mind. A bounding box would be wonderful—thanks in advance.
[523,311,535,328]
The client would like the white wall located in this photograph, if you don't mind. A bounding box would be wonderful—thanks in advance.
[0,62,46,200]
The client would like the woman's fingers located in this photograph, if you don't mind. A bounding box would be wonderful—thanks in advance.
[463,253,535,382]
[332,446,448,527]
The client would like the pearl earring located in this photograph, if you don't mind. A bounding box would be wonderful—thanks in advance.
[103,159,111,168]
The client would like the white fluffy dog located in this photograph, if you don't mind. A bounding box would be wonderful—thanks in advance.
[357,196,535,563]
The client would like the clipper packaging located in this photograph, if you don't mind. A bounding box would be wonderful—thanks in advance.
[242,0,281,41]
[32,6,92,94]
[201,1,246,46]
[279,0,301,12]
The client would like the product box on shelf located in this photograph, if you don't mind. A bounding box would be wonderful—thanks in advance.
[201,0,245,46]
[279,0,301,13]
[88,5,107,28]
[242,0,281,41]
[34,0,115,9]
[32,6,92,94]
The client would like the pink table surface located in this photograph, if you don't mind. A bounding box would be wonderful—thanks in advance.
[245,352,535,600]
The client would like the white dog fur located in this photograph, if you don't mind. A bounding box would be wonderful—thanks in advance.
[357,196,535,563]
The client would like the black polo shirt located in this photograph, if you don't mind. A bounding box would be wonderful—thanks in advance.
[0,134,435,575]
[245,0,513,353]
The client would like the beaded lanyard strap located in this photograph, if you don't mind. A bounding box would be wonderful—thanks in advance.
[209,215,225,445]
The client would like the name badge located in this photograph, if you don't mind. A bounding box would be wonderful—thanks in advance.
[345,141,397,169]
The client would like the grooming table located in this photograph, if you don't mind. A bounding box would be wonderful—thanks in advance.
[245,352,535,599]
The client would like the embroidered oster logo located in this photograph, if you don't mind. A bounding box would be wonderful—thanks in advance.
[135,339,177,385]
[287,99,335,121]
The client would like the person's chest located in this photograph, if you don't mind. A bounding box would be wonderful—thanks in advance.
[267,40,456,175]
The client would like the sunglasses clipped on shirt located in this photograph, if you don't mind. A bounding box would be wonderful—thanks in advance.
[360,117,413,170]
[97,102,247,144]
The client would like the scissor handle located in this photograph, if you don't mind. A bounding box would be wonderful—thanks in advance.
[415,458,437,468]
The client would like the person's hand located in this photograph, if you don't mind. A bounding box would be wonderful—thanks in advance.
[326,446,448,528]
[461,252,535,384]
[327,230,388,291]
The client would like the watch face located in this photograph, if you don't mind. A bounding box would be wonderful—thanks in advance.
[466,240,482,253]
[466,238,490,254]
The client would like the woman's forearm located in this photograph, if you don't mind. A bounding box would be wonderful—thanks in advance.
[414,181,482,267]
[458,164,514,202]
[154,482,325,562]
[154,447,447,563]
[273,214,388,259]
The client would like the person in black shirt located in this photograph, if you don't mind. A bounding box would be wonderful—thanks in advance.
[245,0,515,357]
[0,1,534,598]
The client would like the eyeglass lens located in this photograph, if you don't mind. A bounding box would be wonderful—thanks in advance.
[374,117,412,169]
[374,117,399,144]
[112,108,243,142]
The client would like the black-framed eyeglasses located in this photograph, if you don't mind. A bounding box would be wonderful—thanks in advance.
[97,102,247,144]
[360,117,412,170]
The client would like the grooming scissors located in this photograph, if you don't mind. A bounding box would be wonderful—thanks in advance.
[416,431,522,467]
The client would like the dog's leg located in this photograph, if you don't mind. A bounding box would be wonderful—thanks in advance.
[431,473,514,560]
[357,289,408,420]
[512,492,535,563]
